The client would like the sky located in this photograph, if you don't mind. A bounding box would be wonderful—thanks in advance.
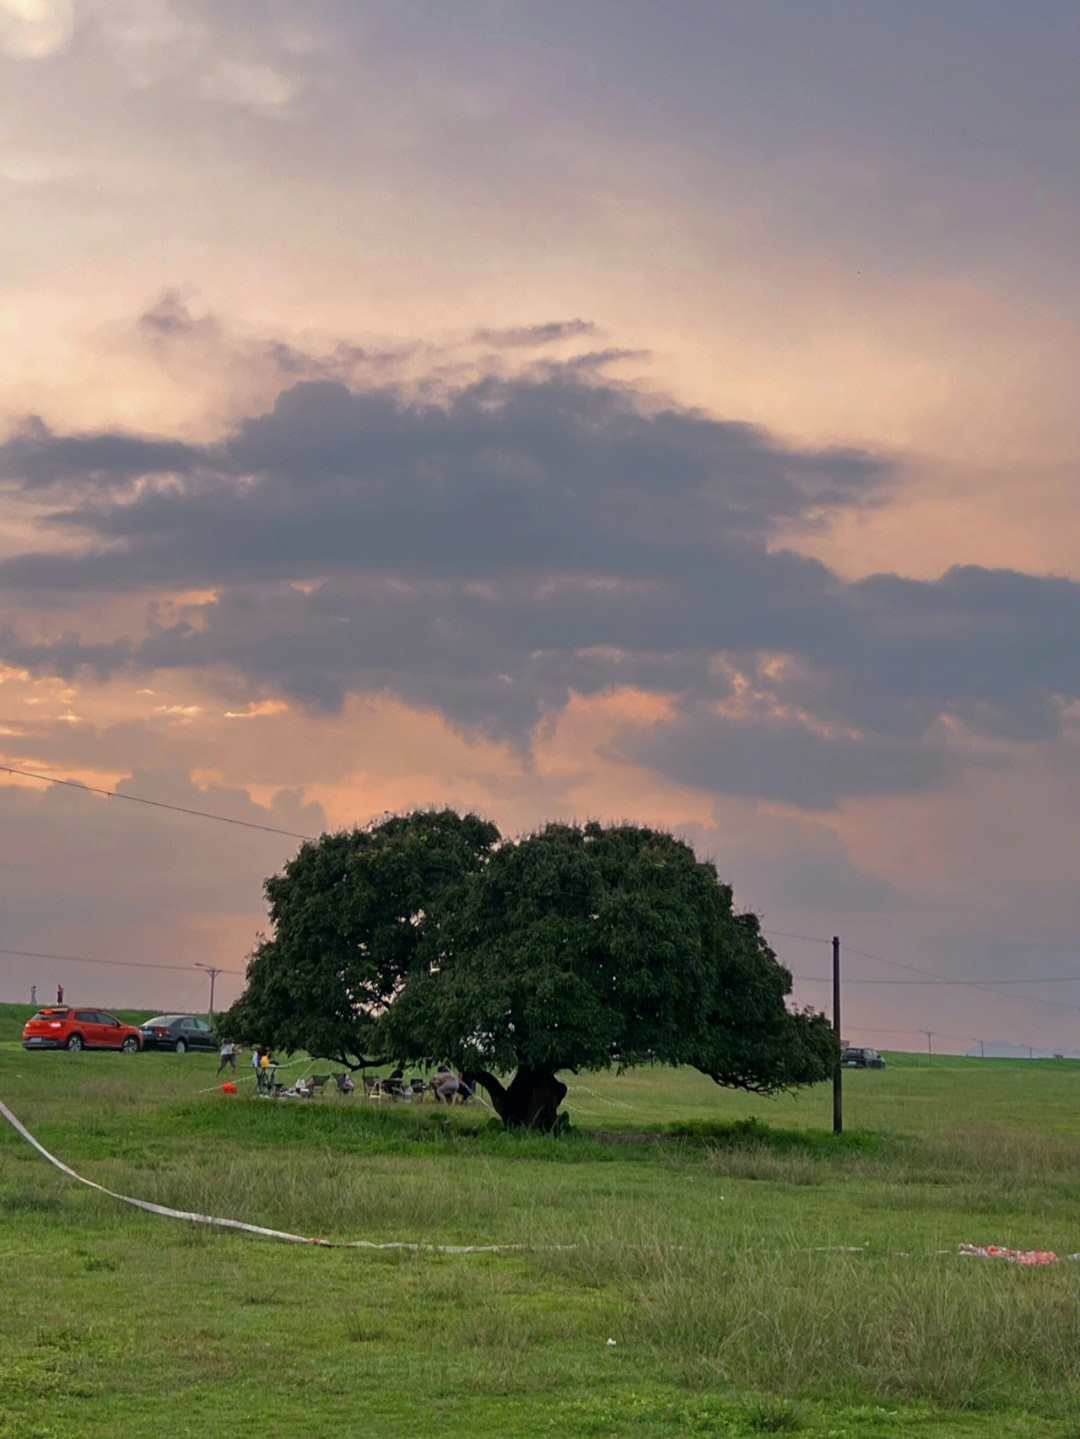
[2,1,1079,1057]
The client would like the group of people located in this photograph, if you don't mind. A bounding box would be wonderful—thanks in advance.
[381,1064,473,1103]
[216,1042,472,1103]
[24,1002,469,1107]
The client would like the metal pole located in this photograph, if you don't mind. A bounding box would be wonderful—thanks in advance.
[832,935,842,1135]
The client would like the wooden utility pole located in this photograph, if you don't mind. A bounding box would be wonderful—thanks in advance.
[195,963,222,1017]
[832,935,842,1134]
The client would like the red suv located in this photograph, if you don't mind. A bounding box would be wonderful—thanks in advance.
[22,1007,143,1053]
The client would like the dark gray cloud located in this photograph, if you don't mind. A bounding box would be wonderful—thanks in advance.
[0,416,201,494]
[137,290,222,345]
[129,291,420,394]
[0,623,134,680]
[624,706,948,811]
[1,372,887,583]
[473,320,597,347]
[1,362,1077,804]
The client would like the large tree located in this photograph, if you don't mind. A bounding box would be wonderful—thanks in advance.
[384,821,837,1129]
[216,809,499,1069]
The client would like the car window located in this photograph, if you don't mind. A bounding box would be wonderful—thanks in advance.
[195,1020,211,1032]
[99,1014,119,1026]
[75,1010,96,1022]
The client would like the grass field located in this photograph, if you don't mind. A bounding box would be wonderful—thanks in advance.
[2,1002,1080,1438]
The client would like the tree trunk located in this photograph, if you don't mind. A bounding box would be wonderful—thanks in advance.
[470,1065,567,1131]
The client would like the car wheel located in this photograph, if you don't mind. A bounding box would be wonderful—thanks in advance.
[66,1033,84,1052]
[175,1039,187,1054]
[121,1036,139,1053]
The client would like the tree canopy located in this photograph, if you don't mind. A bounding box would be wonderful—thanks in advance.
[215,809,499,1069]
[221,811,836,1128]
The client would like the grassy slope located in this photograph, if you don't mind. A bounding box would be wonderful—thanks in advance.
[2,1003,1079,1438]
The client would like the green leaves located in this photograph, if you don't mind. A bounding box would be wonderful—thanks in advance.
[221,810,835,1120]
[386,819,836,1102]
[217,810,498,1067]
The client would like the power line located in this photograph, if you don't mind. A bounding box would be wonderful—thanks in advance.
[773,927,1080,1016]
[796,970,1080,1017]
[0,946,242,975]
[0,763,315,841]
[854,1023,973,1045]
[792,974,1080,987]
[759,927,833,946]
[3,769,1076,1039]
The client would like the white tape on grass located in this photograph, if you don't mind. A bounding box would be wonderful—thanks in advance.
[12,1097,1072,1267]
[0,1096,525,1254]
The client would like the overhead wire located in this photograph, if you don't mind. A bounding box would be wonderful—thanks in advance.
[762,926,1080,1049]
[3,761,1075,1049]
[0,762,315,841]
[0,946,241,975]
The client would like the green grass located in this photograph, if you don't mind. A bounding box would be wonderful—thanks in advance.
[3,1004,1080,1437]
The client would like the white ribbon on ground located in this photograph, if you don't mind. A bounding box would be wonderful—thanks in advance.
[8,1094,1076,1264]
[0,1095,524,1252]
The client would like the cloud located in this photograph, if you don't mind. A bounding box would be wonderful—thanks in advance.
[0,0,73,59]
[200,57,299,115]
[2,356,1078,805]
[1,367,888,572]
[0,623,134,680]
[137,290,223,345]
[625,705,948,812]
[0,415,201,493]
[473,320,597,348]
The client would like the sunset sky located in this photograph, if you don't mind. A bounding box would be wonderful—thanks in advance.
[2,2,1079,1058]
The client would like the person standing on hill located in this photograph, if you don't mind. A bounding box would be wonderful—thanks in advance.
[56,983,64,1004]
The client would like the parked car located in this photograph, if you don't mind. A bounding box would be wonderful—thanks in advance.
[22,1007,142,1053]
[139,1014,217,1053]
[842,1046,886,1069]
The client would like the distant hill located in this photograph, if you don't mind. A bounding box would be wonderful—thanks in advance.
[964,1041,1079,1060]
